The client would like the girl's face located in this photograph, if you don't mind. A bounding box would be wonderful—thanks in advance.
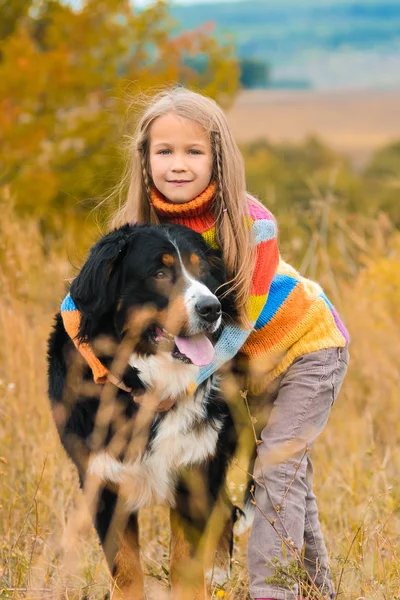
[149,113,213,204]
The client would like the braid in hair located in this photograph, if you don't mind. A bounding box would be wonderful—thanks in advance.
[214,132,225,208]
[139,147,159,225]
[213,132,236,280]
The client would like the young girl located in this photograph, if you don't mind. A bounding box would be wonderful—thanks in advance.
[61,87,348,600]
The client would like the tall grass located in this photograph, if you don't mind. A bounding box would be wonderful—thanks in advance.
[1,188,399,599]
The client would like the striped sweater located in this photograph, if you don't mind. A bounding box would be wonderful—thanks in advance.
[61,183,349,394]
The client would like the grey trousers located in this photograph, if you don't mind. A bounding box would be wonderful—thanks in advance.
[248,347,349,600]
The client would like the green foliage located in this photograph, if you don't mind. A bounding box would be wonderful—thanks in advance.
[265,557,310,594]
[239,58,270,89]
[241,135,400,296]
[242,135,400,228]
[0,0,31,40]
[243,136,361,214]
[364,141,400,226]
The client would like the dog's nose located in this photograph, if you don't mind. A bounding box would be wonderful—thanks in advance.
[195,297,222,323]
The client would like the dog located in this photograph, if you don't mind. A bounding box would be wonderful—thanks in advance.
[47,223,255,600]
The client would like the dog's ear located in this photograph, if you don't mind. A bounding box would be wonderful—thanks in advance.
[70,225,135,320]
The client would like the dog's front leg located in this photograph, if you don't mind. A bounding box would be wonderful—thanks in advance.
[204,501,236,591]
[170,466,218,600]
[110,512,143,600]
[170,507,210,600]
[93,485,144,600]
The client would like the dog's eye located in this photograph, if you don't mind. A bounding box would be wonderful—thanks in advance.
[155,270,167,280]
[153,266,173,281]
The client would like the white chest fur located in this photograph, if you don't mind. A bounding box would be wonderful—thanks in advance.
[88,354,222,512]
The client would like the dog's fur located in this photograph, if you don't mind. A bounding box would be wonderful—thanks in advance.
[47,224,255,599]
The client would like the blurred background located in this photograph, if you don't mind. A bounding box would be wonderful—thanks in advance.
[1,1,400,598]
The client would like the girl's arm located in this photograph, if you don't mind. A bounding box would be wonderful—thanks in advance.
[196,211,279,386]
[61,294,109,383]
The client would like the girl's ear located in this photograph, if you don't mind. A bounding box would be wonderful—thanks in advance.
[70,225,135,320]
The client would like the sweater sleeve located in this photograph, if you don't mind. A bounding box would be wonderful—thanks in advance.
[60,294,109,384]
[196,210,279,386]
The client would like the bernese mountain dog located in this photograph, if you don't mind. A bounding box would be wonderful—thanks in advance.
[47,223,254,600]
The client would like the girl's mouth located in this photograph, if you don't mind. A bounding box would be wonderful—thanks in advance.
[168,180,192,186]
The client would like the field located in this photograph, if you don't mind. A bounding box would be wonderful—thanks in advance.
[1,91,400,599]
[227,89,400,168]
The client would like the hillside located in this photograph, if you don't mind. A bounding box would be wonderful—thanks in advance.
[171,0,400,89]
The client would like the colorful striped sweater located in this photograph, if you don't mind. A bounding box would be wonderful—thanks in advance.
[61,183,349,394]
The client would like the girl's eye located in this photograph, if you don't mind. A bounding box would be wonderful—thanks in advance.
[189,149,201,155]
[158,149,171,155]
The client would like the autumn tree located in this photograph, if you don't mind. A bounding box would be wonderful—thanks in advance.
[0,0,239,238]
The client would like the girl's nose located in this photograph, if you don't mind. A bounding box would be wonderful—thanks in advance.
[171,154,187,171]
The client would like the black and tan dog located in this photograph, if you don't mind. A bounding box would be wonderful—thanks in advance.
[47,223,252,599]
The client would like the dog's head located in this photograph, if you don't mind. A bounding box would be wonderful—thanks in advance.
[70,223,234,368]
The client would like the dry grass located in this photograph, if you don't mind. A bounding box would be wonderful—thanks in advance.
[1,193,400,600]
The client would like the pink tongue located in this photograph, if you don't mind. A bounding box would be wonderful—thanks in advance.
[174,334,214,367]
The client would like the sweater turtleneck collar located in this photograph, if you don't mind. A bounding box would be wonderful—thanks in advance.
[150,181,217,219]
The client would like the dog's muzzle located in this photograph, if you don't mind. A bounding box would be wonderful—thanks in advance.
[195,297,222,324]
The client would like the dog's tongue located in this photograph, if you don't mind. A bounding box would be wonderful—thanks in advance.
[174,334,214,367]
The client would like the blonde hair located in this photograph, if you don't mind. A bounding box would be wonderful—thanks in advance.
[110,86,256,325]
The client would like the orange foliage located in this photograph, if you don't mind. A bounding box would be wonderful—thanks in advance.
[0,0,239,232]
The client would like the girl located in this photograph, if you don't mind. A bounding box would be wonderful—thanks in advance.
[61,87,348,600]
